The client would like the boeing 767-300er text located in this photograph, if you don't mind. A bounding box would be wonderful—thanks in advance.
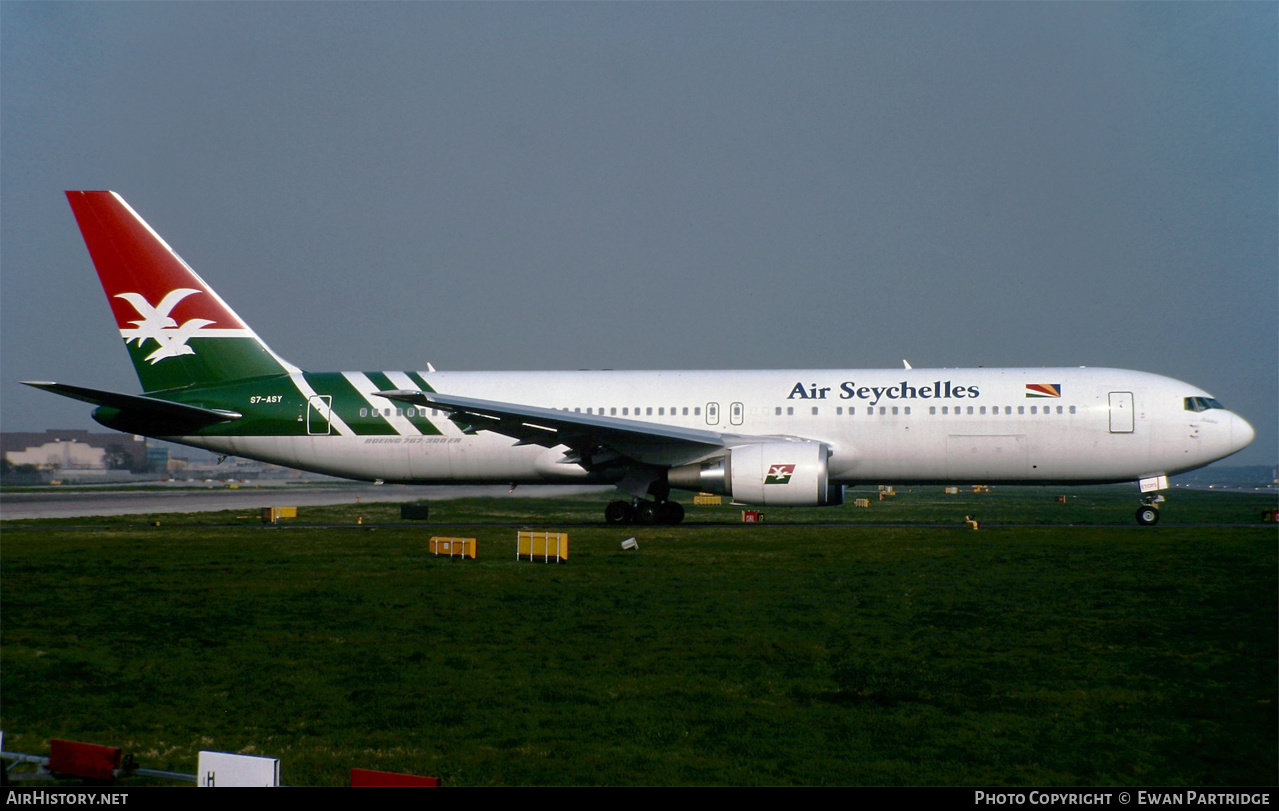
[24,191,1255,525]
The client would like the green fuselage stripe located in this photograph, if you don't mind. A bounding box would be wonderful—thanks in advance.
[136,371,445,438]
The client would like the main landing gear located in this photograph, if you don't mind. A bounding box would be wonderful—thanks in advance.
[1136,494,1165,526]
[605,499,685,525]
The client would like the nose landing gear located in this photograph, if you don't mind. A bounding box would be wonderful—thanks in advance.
[1136,494,1164,526]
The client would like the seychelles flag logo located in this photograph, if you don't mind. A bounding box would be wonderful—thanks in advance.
[765,464,796,485]
[1026,384,1062,398]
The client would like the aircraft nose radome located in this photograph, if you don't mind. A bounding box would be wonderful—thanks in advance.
[1232,413,1256,454]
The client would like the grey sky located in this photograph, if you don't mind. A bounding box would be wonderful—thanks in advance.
[2,2,1275,466]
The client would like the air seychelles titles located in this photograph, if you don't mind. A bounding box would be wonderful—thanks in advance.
[787,380,980,406]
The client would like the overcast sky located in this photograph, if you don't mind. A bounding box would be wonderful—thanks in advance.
[2,2,1275,466]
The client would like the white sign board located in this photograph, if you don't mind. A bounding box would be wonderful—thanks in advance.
[198,750,280,787]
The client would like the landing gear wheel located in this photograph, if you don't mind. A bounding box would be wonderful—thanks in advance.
[635,501,660,525]
[605,500,634,525]
[658,501,685,525]
[1136,506,1160,526]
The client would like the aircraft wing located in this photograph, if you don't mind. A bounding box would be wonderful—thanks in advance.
[376,389,733,468]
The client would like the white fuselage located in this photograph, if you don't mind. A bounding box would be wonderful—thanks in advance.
[176,366,1254,488]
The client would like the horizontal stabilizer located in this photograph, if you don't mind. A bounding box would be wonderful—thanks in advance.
[21,381,242,428]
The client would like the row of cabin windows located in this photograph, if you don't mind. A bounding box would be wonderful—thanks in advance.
[357,406,706,418]
[573,406,700,416]
[360,407,432,418]
[842,404,1076,416]
[359,404,1076,419]
[788,405,1076,416]
[561,405,1078,416]
[359,406,708,418]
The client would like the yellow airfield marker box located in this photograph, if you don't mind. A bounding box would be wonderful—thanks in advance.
[262,506,297,523]
[517,531,568,563]
[430,536,477,559]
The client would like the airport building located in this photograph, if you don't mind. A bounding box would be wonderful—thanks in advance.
[2,429,152,473]
[2,429,341,484]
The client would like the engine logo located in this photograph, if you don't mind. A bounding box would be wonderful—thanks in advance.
[765,464,795,485]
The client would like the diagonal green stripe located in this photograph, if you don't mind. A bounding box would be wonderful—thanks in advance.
[406,371,436,393]
[307,372,397,435]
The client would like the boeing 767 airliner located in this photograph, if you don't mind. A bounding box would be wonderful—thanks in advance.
[24,191,1255,525]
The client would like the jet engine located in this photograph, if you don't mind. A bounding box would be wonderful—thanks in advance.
[667,441,843,506]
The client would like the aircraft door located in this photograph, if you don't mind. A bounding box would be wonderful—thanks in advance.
[706,402,720,426]
[307,395,333,435]
[730,402,744,426]
[1108,392,1134,433]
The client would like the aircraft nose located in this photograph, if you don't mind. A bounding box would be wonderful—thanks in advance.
[1232,412,1256,454]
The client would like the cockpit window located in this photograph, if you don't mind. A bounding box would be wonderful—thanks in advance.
[1184,396,1224,412]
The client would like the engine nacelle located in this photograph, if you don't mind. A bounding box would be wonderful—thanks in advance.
[668,441,843,506]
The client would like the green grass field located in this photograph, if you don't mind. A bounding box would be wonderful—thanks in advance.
[2,487,1275,785]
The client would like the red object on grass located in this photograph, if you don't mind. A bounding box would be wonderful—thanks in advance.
[49,739,122,781]
[351,767,440,787]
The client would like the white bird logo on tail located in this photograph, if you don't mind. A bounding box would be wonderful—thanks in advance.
[114,288,214,364]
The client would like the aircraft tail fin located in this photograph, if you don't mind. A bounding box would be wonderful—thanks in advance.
[65,191,297,393]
